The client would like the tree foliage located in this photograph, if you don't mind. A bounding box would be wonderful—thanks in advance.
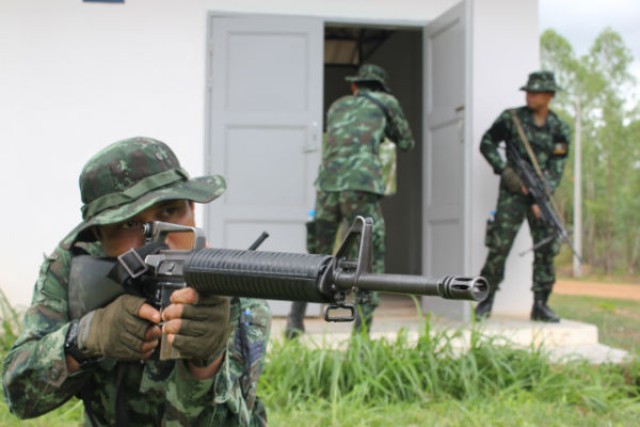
[541,28,640,275]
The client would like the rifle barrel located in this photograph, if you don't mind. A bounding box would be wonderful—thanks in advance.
[184,248,487,303]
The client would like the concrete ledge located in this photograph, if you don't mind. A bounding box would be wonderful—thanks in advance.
[270,314,632,364]
[462,317,600,347]
[547,343,631,364]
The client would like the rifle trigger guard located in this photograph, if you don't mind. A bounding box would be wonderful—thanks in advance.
[323,303,356,322]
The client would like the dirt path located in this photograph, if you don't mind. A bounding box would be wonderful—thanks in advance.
[554,279,640,301]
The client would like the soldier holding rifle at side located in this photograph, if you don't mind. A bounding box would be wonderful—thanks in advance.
[475,71,571,323]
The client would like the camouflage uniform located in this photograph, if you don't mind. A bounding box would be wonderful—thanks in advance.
[286,64,415,336]
[476,71,571,322]
[2,137,271,426]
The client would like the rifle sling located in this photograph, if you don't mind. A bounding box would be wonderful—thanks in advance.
[509,109,560,213]
[358,92,392,124]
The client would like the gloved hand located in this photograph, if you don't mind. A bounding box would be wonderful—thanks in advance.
[77,294,161,360]
[162,288,232,366]
[501,167,524,194]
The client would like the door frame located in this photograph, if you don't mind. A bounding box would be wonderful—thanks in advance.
[421,1,472,319]
[203,6,470,312]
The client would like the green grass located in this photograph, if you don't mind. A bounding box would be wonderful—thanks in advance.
[1,291,640,426]
[551,293,640,355]
[260,329,640,426]
[0,401,83,427]
[266,397,640,427]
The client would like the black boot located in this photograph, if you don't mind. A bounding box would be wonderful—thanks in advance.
[285,301,307,339]
[474,291,496,321]
[530,291,560,323]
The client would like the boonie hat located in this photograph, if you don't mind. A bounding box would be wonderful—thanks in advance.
[68,136,225,242]
[520,71,561,93]
[346,63,391,92]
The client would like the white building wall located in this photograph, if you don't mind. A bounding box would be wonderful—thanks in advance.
[0,0,207,308]
[0,0,539,313]
[204,0,459,22]
[469,0,540,316]
[0,0,459,308]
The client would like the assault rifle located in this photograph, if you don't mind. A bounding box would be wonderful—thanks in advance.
[69,216,488,358]
[506,143,582,262]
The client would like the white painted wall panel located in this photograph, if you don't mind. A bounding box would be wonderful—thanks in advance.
[205,0,459,23]
[469,0,540,317]
[224,127,307,206]
[0,0,540,316]
[0,0,206,307]
[226,33,311,111]
[430,124,463,207]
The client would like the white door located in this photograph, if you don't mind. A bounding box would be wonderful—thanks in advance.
[206,15,323,315]
[422,2,469,319]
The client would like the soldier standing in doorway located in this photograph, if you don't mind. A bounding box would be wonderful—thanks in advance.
[285,63,416,337]
[475,71,571,323]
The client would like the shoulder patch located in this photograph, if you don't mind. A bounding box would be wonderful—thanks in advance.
[552,142,568,157]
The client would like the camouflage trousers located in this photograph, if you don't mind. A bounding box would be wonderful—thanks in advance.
[314,190,385,311]
[480,186,561,294]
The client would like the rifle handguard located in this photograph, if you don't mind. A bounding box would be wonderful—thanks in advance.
[184,247,488,303]
[185,249,334,303]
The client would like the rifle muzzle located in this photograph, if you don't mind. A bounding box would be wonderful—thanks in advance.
[334,273,489,301]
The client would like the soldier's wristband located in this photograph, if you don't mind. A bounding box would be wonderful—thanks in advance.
[64,319,102,369]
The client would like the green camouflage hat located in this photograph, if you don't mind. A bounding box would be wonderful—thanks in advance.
[345,64,391,92]
[68,136,225,242]
[520,71,561,93]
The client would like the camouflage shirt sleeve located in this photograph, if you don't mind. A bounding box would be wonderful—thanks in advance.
[2,241,271,426]
[479,110,511,175]
[317,91,414,194]
[379,94,415,152]
[203,298,271,426]
[543,112,571,192]
[165,298,271,426]
[480,107,570,190]
[2,245,91,418]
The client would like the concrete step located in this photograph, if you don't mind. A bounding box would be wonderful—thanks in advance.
[547,343,630,364]
[270,305,631,365]
[468,317,600,347]
[438,317,631,364]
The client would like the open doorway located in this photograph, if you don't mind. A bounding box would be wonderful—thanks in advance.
[323,25,424,276]
[205,15,428,316]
